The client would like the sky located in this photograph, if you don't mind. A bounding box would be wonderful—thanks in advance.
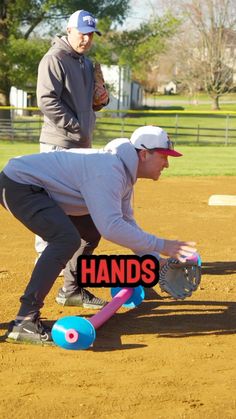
[118,0,177,30]
[118,0,154,30]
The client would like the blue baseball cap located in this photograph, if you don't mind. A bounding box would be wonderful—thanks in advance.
[67,10,102,36]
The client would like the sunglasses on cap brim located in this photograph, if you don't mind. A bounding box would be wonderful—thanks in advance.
[140,143,182,157]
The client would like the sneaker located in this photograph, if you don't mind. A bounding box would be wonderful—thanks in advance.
[5,317,54,345]
[56,288,107,309]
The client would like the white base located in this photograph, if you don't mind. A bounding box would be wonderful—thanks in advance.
[208,195,236,206]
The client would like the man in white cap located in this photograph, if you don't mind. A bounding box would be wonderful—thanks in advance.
[0,126,197,345]
[36,10,109,309]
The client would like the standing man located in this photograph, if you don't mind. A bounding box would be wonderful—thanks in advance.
[36,10,109,309]
[0,126,197,345]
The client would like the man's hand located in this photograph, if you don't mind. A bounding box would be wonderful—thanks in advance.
[162,240,197,262]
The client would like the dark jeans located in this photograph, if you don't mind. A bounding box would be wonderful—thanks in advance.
[0,172,101,319]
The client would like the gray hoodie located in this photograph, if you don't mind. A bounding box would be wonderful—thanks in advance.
[37,36,96,148]
[3,139,164,257]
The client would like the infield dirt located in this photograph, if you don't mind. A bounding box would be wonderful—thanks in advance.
[0,177,236,419]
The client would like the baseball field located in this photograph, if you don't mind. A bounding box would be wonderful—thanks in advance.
[0,144,236,418]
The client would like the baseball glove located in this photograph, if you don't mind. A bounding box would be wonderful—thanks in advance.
[159,255,201,300]
[93,63,109,109]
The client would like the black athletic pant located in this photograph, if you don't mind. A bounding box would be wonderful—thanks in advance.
[0,172,101,319]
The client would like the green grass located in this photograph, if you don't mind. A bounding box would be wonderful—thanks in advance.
[182,103,236,112]
[148,92,236,103]
[143,102,236,112]
[143,92,236,112]
[0,142,39,170]
[165,145,236,176]
[0,141,235,176]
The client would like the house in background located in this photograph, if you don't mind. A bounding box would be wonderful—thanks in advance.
[224,28,236,85]
[101,65,143,111]
[10,87,27,115]
[10,65,144,114]
[130,81,143,109]
[163,80,177,95]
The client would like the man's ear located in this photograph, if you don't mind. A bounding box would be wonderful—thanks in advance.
[138,149,148,162]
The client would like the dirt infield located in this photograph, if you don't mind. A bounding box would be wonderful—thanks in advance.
[0,176,236,419]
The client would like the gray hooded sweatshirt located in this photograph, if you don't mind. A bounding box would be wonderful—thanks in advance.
[3,139,164,258]
[37,36,96,148]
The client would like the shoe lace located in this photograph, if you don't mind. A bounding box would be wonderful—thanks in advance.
[81,288,93,300]
[80,288,104,304]
[34,317,48,334]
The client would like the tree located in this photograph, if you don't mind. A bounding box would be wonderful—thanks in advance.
[162,22,206,98]
[184,0,236,109]
[161,0,236,109]
[91,13,181,92]
[0,0,130,107]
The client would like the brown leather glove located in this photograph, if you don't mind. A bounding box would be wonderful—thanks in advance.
[93,63,109,110]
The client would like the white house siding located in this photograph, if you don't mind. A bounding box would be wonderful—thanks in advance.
[10,87,27,115]
[101,65,132,111]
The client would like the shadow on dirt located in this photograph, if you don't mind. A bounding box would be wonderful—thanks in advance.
[202,261,236,275]
[0,277,236,351]
[33,296,235,352]
[89,298,236,351]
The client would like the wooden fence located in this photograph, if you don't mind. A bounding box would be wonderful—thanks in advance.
[0,108,236,146]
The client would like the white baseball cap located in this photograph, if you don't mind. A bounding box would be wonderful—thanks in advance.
[67,10,102,36]
[130,126,182,157]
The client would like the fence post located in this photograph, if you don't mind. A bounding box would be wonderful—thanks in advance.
[196,125,200,144]
[121,117,125,136]
[174,114,178,142]
[225,114,229,146]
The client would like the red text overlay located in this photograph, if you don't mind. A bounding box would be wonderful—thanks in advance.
[77,255,159,288]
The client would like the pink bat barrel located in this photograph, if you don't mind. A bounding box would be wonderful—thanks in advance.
[90,287,133,329]
[51,286,144,350]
